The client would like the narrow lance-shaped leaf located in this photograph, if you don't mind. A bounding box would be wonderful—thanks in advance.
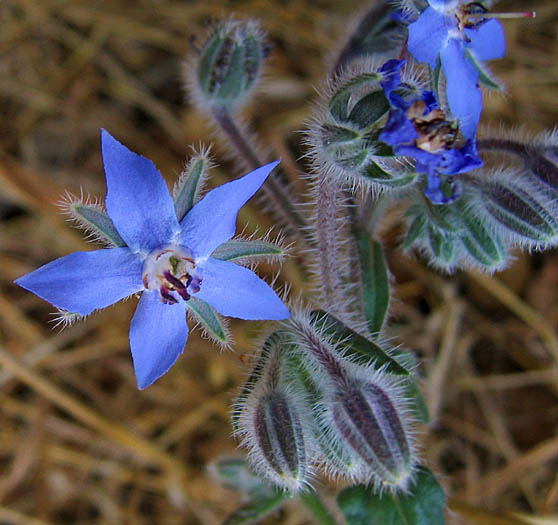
[173,152,211,221]
[352,229,391,336]
[310,310,409,375]
[186,296,228,345]
[337,467,446,525]
[211,239,283,261]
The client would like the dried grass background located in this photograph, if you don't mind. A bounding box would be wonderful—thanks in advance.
[0,0,557,523]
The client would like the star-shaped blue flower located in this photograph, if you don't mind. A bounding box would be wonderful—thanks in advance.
[407,0,506,138]
[16,130,290,389]
[379,59,482,203]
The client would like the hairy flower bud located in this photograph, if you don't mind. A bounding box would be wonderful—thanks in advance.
[186,19,268,110]
[306,60,421,192]
[330,378,415,491]
[234,331,312,492]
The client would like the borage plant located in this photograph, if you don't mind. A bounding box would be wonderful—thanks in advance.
[15,0,555,523]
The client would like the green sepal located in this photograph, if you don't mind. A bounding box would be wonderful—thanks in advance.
[329,73,382,123]
[457,204,506,267]
[286,352,358,471]
[364,162,416,187]
[70,203,126,247]
[310,310,409,376]
[173,153,211,221]
[352,230,391,336]
[187,296,228,345]
[222,491,287,525]
[347,91,390,129]
[211,239,283,261]
[337,467,446,525]
[465,49,504,91]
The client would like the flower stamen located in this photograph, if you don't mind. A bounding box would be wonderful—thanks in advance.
[143,245,202,304]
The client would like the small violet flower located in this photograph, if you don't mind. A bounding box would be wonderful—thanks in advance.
[379,59,482,204]
[407,0,506,138]
[16,130,290,389]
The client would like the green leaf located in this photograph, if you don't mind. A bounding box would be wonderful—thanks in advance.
[187,296,228,345]
[222,491,287,525]
[173,152,211,221]
[70,203,126,247]
[355,236,390,336]
[310,310,409,375]
[211,239,283,261]
[337,467,446,525]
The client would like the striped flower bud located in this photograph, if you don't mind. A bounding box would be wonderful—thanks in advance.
[186,19,268,111]
[234,331,312,492]
[330,378,415,491]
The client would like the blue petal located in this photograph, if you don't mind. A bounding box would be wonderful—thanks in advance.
[408,7,450,68]
[465,19,506,61]
[179,161,280,260]
[195,258,290,320]
[101,129,179,253]
[15,248,143,316]
[129,290,188,389]
[440,39,482,138]
[380,109,418,146]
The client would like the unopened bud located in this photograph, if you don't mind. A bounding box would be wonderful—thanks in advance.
[187,20,268,110]
[331,378,415,491]
[242,390,311,492]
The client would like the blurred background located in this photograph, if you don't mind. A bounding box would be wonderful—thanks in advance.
[0,0,556,523]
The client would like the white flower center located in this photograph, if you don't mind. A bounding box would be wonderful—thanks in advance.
[142,245,202,304]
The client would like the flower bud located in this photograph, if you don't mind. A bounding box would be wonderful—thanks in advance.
[306,61,419,192]
[234,331,312,492]
[187,19,268,110]
[330,378,415,491]
[238,390,311,493]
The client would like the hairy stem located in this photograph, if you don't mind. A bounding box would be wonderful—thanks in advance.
[211,106,310,244]
[314,175,350,319]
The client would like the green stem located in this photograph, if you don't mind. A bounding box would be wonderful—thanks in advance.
[299,490,338,525]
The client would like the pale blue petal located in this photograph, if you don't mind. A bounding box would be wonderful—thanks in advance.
[465,19,506,60]
[195,258,290,320]
[441,39,482,138]
[408,7,450,68]
[129,290,188,389]
[101,129,179,253]
[427,0,454,9]
[15,248,143,316]
[179,161,280,260]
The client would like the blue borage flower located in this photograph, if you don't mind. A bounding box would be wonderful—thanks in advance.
[407,0,506,139]
[16,130,290,389]
[379,59,482,204]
